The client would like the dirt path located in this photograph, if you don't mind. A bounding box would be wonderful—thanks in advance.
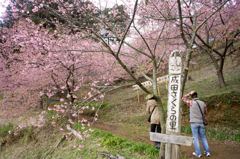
[1,109,239,159]
[93,121,240,159]
[182,141,240,159]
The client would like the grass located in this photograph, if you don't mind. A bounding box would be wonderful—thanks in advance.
[187,60,240,94]
[92,129,159,159]
[98,61,240,144]
[205,91,240,106]
[182,125,240,142]
[46,110,58,120]
[19,126,35,144]
[207,126,240,142]
[0,124,159,159]
[74,101,111,116]
[46,110,69,127]
[74,101,110,109]
[0,123,14,139]
[103,72,240,142]
[0,125,64,159]
[72,122,89,132]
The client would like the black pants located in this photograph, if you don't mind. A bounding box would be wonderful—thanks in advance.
[150,124,161,133]
[150,124,161,148]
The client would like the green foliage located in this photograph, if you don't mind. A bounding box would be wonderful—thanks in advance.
[0,123,14,138]
[46,110,57,120]
[72,122,86,132]
[93,129,158,158]
[181,125,192,134]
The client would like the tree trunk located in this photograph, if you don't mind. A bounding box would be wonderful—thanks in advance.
[156,97,166,159]
[216,69,226,87]
[152,61,166,159]
[217,57,226,87]
[207,52,226,87]
[181,48,193,94]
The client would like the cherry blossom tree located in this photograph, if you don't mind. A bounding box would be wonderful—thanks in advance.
[191,1,240,87]
[138,0,240,157]
[169,0,240,88]
[0,18,125,119]
[1,1,170,157]
[1,0,184,158]
[2,0,239,158]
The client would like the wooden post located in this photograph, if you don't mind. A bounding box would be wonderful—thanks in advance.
[158,86,161,96]
[166,50,183,159]
[150,133,192,146]
[150,132,192,159]
[137,89,140,103]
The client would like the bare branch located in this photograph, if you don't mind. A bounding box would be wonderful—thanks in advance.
[156,51,167,69]
[177,0,188,46]
[195,0,230,33]
[153,22,166,54]
[133,24,154,57]
[116,0,139,56]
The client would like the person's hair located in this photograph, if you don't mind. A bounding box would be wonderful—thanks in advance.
[150,96,156,100]
[191,92,198,98]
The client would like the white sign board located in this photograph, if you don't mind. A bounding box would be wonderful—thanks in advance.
[166,51,182,132]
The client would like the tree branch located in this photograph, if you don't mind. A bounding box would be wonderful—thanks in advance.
[133,24,154,57]
[116,0,139,56]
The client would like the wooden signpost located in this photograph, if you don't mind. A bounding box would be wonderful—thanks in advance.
[166,51,182,133]
[166,50,183,159]
[150,132,192,146]
[150,50,193,159]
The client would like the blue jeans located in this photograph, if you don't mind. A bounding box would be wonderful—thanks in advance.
[191,123,210,156]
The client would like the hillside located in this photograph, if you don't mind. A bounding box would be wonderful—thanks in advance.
[94,56,240,159]
[0,55,240,159]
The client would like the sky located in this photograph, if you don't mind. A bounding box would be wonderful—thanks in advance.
[90,0,135,13]
[0,0,9,19]
[90,0,125,8]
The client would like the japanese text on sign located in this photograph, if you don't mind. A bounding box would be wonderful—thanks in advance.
[167,75,181,131]
[167,50,182,133]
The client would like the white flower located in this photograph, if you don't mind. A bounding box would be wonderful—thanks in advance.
[72,113,77,117]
